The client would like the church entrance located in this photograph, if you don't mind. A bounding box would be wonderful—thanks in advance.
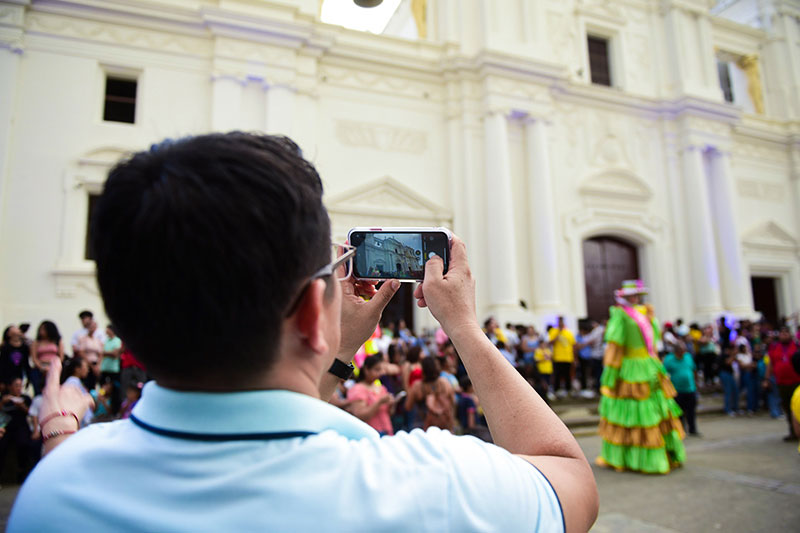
[751,276,779,327]
[583,236,640,321]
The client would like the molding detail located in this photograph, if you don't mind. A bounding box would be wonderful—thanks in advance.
[737,179,786,203]
[53,267,99,298]
[326,176,452,222]
[25,12,211,56]
[335,120,427,154]
[742,221,799,252]
[579,169,653,201]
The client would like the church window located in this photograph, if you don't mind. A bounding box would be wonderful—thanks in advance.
[85,193,101,260]
[587,36,612,86]
[103,76,138,124]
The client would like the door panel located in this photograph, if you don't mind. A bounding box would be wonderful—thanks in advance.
[583,237,639,320]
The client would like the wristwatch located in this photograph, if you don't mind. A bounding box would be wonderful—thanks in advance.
[328,359,355,380]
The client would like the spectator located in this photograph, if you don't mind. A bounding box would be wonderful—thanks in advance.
[0,378,33,482]
[548,316,576,398]
[70,311,105,356]
[719,345,739,416]
[457,375,490,442]
[61,357,93,427]
[496,340,516,367]
[0,325,31,387]
[698,325,719,387]
[100,325,122,413]
[534,340,555,401]
[520,326,538,367]
[756,345,781,418]
[10,133,597,531]
[401,345,423,391]
[575,321,593,397]
[736,344,757,415]
[586,320,606,395]
[347,355,394,436]
[663,343,700,436]
[765,327,800,441]
[90,379,114,422]
[30,321,64,396]
[406,356,455,431]
[77,320,103,390]
[119,381,142,420]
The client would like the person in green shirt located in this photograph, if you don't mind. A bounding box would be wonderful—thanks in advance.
[663,341,699,436]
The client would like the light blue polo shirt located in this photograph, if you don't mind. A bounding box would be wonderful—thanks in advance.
[9,382,563,532]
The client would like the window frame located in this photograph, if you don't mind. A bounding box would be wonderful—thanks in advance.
[99,65,142,126]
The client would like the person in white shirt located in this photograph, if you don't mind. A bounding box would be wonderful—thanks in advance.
[70,311,106,357]
[11,133,598,532]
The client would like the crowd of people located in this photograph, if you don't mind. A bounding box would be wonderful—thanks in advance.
[3,305,799,484]
[0,310,147,482]
[324,312,800,444]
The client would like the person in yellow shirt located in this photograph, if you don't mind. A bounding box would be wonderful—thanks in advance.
[534,343,555,401]
[548,317,576,398]
[791,384,800,454]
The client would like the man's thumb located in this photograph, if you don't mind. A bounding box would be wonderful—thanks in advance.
[425,254,444,279]
[370,279,400,310]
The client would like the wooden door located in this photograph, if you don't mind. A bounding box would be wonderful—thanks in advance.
[751,277,779,327]
[583,236,639,320]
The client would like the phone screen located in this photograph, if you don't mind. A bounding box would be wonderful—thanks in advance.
[349,230,449,281]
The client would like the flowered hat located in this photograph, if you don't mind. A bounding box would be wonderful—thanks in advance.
[615,279,648,296]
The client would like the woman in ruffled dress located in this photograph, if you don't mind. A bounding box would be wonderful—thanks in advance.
[596,279,686,474]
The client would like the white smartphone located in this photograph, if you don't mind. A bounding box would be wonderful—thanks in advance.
[347,227,452,282]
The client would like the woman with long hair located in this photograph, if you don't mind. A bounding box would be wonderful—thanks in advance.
[30,321,64,395]
[0,325,31,386]
[405,356,455,431]
[346,355,394,436]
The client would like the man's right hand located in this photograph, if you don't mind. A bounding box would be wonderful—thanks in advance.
[413,236,478,339]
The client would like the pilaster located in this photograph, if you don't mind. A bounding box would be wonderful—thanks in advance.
[680,144,724,315]
[707,149,754,315]
[483,110,519,315]
[524,117,561,313]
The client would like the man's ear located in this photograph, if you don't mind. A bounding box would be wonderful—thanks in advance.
[294,279,329,356]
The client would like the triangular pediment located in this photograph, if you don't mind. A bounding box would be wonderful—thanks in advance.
[325,176,451,219]
[742,221,798,251]
[579,169,652,201]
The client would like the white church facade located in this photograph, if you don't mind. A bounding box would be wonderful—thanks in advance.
[1,0,799,333]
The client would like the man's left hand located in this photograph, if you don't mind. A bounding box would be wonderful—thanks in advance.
[338,278,400,358]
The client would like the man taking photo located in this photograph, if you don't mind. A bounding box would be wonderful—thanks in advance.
[10,133,597,532]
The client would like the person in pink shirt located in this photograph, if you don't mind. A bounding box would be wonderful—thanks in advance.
[347,355,394,436]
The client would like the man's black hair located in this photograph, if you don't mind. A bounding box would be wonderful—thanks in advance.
[90,132,330,384]
[79,310,93,320]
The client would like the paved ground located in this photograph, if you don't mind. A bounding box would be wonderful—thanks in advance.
[0,413,797,531]
[584,413,800,532]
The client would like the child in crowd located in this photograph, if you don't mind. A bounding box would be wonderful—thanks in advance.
[90,379,114,422]
[457,376,491,442]
[120,382,142,420]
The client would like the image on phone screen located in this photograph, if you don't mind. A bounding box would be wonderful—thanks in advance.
[349,230,449,281]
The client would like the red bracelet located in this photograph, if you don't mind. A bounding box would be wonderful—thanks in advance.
[39,410,80,430]
[42,428,76,443]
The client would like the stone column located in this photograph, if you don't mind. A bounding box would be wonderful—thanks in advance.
[707,149,754,315]
[483,111,519,313]
[264,84,295,135]
[681,145,724,316]
[524,118,561,312]
[210,74,243,132]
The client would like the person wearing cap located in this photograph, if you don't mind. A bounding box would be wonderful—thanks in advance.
[596,279,686,474]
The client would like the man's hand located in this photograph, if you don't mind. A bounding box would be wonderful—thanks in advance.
[338,278,400,359]
[413,236,478,339]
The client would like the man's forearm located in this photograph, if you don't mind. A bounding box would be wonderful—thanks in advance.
[450,326,584,460]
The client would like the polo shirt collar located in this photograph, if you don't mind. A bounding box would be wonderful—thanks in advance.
[131,382,379,441]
